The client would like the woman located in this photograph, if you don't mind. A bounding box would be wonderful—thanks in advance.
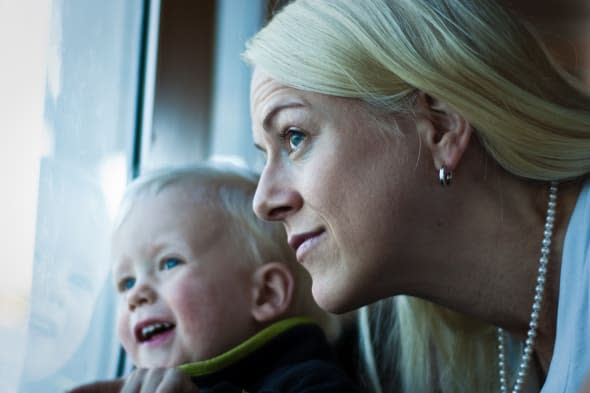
[244,0,590,392]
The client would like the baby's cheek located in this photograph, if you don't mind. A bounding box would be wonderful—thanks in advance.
[116,307,134,355]
[169,278,214,309]
[170,283,222,330]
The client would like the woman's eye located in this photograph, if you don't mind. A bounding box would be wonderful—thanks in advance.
[281,128,307,153]
[119,277,136,292]
[161,257,181,270]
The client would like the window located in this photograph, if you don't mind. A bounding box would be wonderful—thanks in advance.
[1,0,267,391]
[0,1,143,392]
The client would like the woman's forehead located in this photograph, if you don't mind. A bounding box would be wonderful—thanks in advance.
[250,70,300,111]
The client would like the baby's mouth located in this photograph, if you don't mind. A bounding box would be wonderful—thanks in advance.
[136,322,176,342]
[29,314,59,338]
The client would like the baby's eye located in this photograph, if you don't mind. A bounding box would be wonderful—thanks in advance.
[119,277,136,292]
[281,128,307,154]
[161,257,181,270]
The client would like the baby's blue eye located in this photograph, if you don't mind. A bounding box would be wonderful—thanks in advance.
[121,277,136,291]
[162,258,181,270]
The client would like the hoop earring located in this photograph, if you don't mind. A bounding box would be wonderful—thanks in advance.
[439,166,452,187]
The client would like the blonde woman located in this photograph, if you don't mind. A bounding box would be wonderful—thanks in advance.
[245,0,590,392]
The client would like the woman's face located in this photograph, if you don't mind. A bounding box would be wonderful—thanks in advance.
[250,70,434,313]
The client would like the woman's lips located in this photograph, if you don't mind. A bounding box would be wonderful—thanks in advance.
[288,229,325,262]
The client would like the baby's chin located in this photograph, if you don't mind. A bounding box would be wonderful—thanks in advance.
[134,355,184,369]
[134,351,210,369]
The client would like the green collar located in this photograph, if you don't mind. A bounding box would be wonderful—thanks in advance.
[177,317,317,377]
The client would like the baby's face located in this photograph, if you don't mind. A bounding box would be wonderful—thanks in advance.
[112,186,260,367]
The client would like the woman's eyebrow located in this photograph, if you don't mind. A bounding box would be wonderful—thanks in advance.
[262,102,306,131]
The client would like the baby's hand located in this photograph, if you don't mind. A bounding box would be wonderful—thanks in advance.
[121,368,199,393]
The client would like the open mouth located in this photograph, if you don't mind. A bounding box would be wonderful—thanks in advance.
[29,314,58,338]
[136,322,176,343]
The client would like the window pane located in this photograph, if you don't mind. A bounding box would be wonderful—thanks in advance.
[209,0,265,170]
[0,1,143,392]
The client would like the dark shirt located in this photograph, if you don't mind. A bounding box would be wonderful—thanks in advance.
[179,317,360,393]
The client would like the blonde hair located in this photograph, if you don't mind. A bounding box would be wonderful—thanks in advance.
[244,0,590,181]
[244,0,590,392]
[115,163,283,268]
[115,162,340,339]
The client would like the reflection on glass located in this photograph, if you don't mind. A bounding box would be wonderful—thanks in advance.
[4,0,142,391]
[0,1,52,391]
[21,158,111,388]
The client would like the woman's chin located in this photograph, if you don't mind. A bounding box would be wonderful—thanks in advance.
[312,281,358,315]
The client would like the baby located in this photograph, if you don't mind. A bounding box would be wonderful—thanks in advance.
[70,163,357,393]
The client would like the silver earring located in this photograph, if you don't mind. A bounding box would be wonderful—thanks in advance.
[439,166,452,187]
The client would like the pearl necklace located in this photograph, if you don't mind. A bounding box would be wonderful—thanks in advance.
[497,181,558,393]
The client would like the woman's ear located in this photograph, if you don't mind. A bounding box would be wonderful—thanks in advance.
[251,262,295,323]
[414,92,473,172]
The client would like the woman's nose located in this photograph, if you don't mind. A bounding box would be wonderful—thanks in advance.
[127,280,157,312]
[253,165,302,221]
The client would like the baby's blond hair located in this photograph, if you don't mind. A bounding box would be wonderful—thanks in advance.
[115,162,340,339]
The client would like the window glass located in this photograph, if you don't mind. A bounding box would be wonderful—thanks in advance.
[0,1,142,392]
[209,0,265,170]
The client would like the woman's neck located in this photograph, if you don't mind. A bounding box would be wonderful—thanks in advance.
[405,163,582,372]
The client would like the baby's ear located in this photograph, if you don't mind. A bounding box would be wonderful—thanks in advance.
[250,262,295,323]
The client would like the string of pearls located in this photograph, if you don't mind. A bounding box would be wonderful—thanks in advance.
[497,181,558,393]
